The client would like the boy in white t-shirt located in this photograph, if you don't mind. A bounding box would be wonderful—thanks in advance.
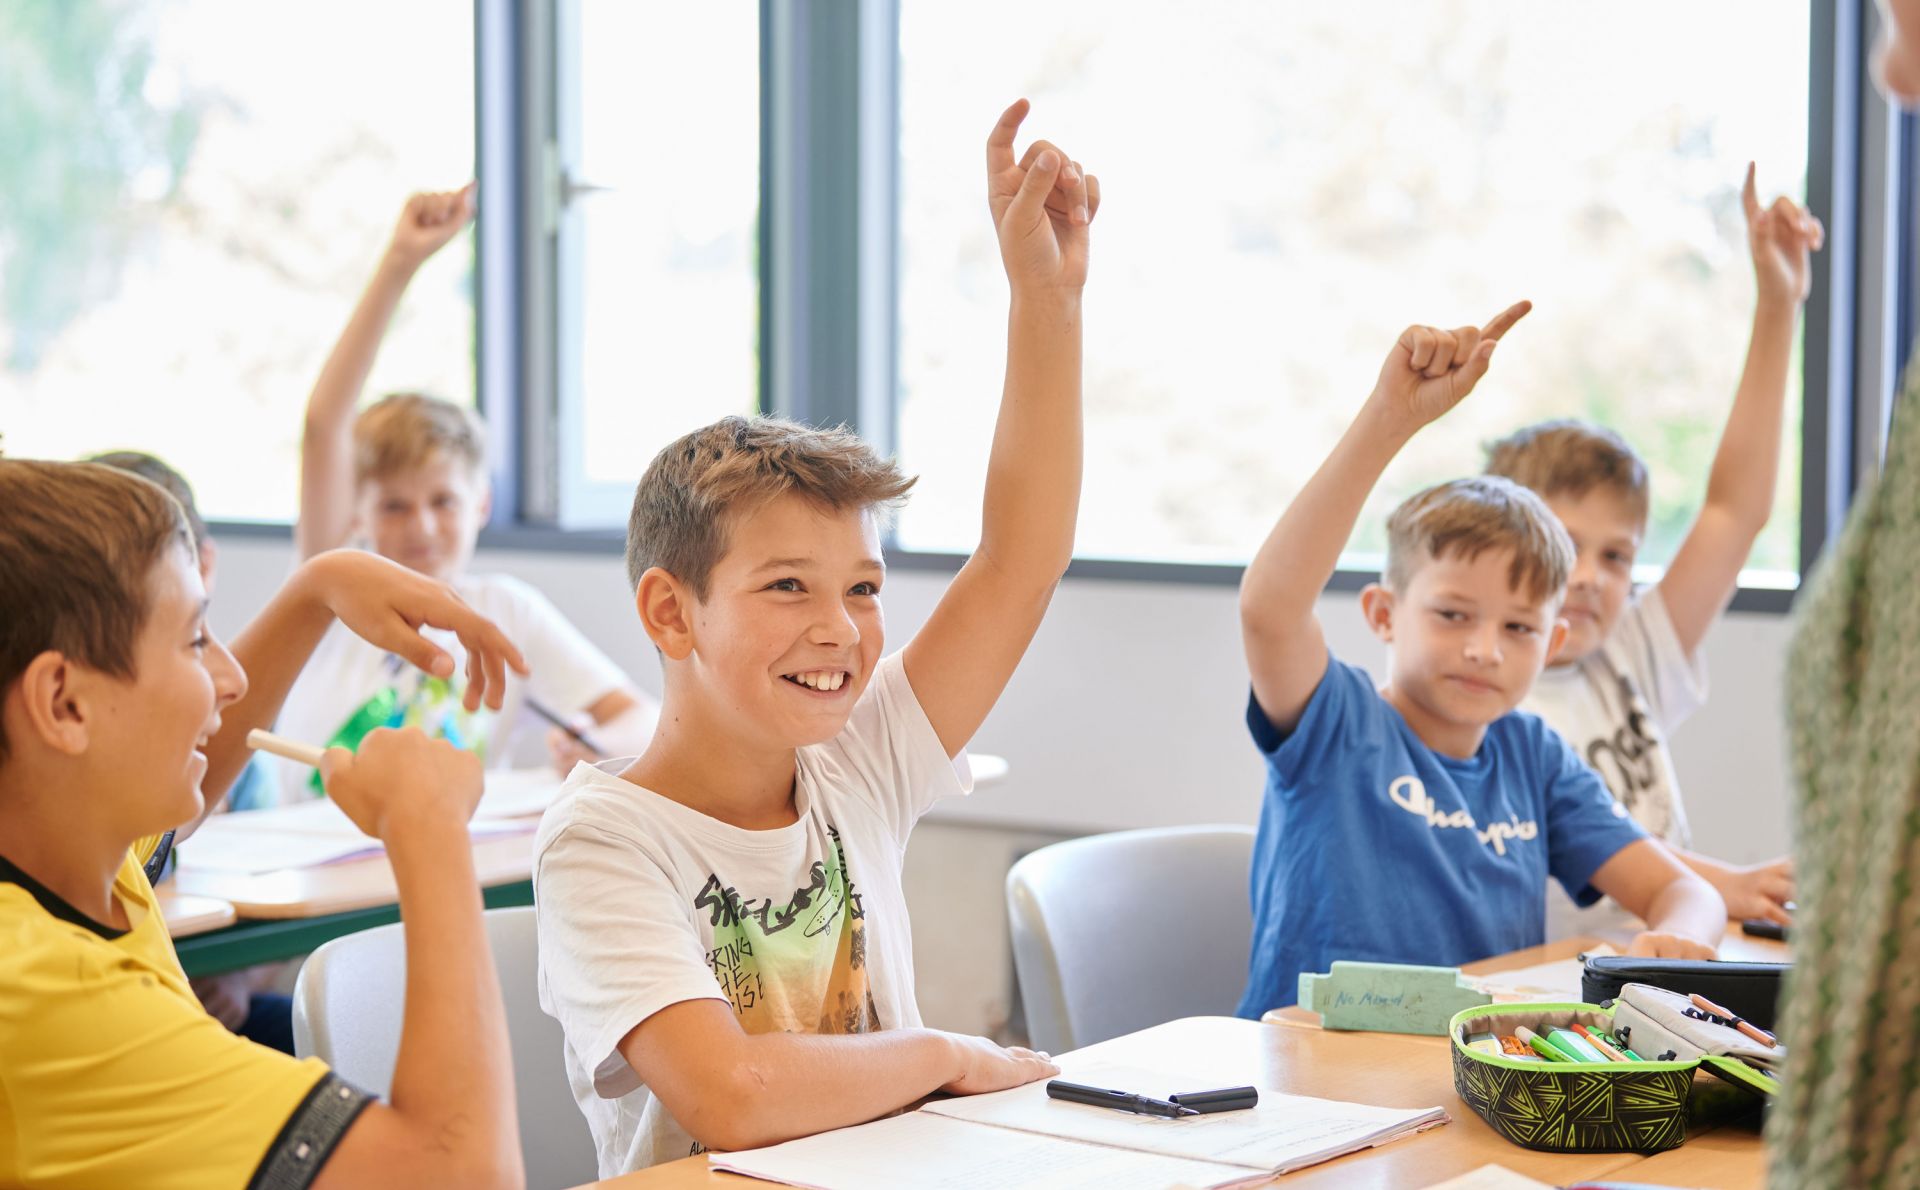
[276,185,656,802]
[1485,165,1824,928]
[535,100,1097,1175]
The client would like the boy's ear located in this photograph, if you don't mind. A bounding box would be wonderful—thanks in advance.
[6,652,95,758]
[635,567,696,661]
[1358,582,1396,642]
[1543,615,1571,665]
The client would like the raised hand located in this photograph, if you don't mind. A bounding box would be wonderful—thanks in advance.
[1743,163,1823,306]
[385,182,476,272]
[321,727,484,841]
[985,99,1099,293]
[1371,300,1532,431]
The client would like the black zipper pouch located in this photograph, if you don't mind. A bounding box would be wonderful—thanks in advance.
[1580,955,1788,1031]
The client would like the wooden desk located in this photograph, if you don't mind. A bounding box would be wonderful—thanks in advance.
[157,887,236,937]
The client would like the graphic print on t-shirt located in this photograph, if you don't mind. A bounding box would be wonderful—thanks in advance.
[311,656,490,792]
[1579,673,1670,838]
[694,824,880,1036]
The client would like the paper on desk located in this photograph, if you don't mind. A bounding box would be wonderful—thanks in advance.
[1419,1164,1555,1190]
[1466,944,1619,1002]
[708,1110,1249,1190]
[921,1062,1448,1177]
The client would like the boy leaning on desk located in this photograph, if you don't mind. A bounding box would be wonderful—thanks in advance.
[0,458,531,1188]
[532,98,1096,1176]
[1234,302,1728,1020]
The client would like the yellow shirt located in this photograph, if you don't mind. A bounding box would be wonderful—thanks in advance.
[0,846,369,1189]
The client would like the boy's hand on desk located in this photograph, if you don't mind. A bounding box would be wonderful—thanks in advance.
[322,727,484,840]
[384,182,476,273]
[1626,930,1720,961]
[1743,163,1823,307]
[939,1032,1059,1096]
[1369,301,1531,433]
[986,98,1099,294]
[1716,856,1794,927]
[298,550,529,712]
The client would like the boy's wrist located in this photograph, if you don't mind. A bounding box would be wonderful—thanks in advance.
[1355,391,1424,449]
[1753,288,1801,323]
[375,249,424,286]
[1008,286,1083,317]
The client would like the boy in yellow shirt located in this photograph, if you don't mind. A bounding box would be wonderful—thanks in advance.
[0,459,528,1189]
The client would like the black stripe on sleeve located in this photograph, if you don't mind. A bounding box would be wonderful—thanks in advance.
[142,830,176,885]
[246,1072,374,1190]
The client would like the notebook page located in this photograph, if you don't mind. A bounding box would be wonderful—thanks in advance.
[707,1109,1250,1190]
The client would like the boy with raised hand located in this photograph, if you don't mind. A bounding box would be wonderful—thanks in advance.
[282,184,655,802]
[534,98,1096,1173]
[1235,305,1727,1018]
[0,459,531,1189]
[1485,167,1823,929]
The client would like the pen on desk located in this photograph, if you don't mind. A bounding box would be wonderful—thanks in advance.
[525,696,607,759]
[1168,1086,1259,1113]
[1046,1080,1199,1118]
[246,729,326,769]
[1689,993,1777,1048]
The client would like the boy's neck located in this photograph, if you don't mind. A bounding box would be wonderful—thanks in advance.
[618,700,803,831]
[0,773,134,930]
[1378,683,1491,761]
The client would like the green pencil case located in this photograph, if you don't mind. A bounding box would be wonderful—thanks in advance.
[1448,984,1782,1155]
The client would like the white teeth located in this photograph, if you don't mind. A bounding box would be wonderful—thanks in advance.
[831,672,845,691]
[787,670,847,691]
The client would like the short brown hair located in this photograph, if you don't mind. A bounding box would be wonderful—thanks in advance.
[353,393,488,485]
[0,460,194,762]
[627,415,916,599]
[1483,419,1649,525]
[86,450,208,550]
[1384,475,1574,603]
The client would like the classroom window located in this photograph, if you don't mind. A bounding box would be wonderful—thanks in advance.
[550,0,762,529]
[892,1,1812,587]
[0,0,476,524]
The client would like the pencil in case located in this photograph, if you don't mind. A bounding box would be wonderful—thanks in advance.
[1448,983,1782,1155]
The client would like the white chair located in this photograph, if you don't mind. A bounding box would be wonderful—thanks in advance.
[1006,825,1257,1055]
[292,905,599,1190]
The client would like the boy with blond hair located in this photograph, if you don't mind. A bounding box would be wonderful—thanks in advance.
[1484,168,1823,928]
[0,458,530,1188]
[1236,303,1726,1018]
[279,185,654,802]
[534,99,1096,1173]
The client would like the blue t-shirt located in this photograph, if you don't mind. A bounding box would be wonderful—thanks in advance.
[1237,655,1647,1018]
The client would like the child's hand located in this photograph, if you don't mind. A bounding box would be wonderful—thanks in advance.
[939,1032,1059,1095]
[986,99,1099,295]
[385,182,476,272]
[297,550,530,712]
[322,727,484,840]
[1715,855,1794,926]
[1626,930,1720,961]
[1743,163,1823,306]
[1369,301,1532,431]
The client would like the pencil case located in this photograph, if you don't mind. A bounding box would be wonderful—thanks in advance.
[1449,983,1783,1155]
[1580,954,1788,1030]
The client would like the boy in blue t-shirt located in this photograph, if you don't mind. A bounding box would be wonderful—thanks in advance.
[1235,302,1726,1017]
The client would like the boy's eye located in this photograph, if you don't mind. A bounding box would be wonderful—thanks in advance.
[1507,622,1537,636]
[1435,609,1466,622]
[191,633,210,651]
[850,582,880,597]
[765,578,802,592]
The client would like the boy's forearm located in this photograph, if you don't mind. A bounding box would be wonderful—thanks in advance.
[1701,294,1799,534]
[202,561,340,796]
[1641,871,1727,946]
[685,1028,958,1151]
[976,291,1083,588]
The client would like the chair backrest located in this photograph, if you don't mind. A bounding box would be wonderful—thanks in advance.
[292,905,599,1190]
[1006,825,1256,1054]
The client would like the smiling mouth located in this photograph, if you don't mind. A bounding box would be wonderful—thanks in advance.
[1447,676,1500,694]
[781,670,851,693]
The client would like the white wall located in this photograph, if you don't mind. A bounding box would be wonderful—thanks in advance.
[210,536,1795,1035]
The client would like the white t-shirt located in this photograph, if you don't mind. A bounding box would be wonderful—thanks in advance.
[1525,586,1708,936]
[533,652,971,1177]
[272,572,631,804]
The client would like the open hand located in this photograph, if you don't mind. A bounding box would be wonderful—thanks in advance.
[986,99,1099,294]
[940,1032,1059,1095]
[386,182,476,272]
[1743,164,1823,306]
[1626,930,1719,961]
[1371,301,1531,431]
[1716,855,1793,926]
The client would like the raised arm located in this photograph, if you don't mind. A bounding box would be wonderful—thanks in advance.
[297,184,476,559]
[1241,302,1532,732]
[1656,165,1822,655]
[902,100,1098,756]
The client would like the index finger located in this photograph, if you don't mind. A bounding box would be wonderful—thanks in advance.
[1482,299,1532,342]
[1742,161,1762,223]
[986,98,1031,175]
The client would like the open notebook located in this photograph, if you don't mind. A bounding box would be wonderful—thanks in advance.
[708,1063,1448,1190]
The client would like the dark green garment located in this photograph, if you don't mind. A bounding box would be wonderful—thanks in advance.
[1768,364,1920,1187]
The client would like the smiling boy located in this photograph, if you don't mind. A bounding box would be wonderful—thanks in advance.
[1235,303,1726,1018]
[533,100,1097,1174]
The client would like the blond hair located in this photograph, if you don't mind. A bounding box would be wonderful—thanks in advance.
[0,460,194,762]
[627,415,915,599]
[353,393,487,485]
[86,450,208,549]
[1384,475,1574,603]
[1483,419,1649,526]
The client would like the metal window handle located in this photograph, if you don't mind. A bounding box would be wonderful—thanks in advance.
[559,170,615,206]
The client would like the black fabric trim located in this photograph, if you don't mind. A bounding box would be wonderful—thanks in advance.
[142,830,176,885]
[245,1071,373,1190]
[0,850,128,939]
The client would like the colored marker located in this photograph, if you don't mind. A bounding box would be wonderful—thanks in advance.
[1548,1028,1608,1063]
[1597,1029,1645,1061]
[1689,993,1777,1048]
[1498,1035,1545,1062]
[1516,1026,1576,1063]
[1571,1023,1626,1062]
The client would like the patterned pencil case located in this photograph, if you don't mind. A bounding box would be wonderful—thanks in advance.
[1449,984,1783,1155]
